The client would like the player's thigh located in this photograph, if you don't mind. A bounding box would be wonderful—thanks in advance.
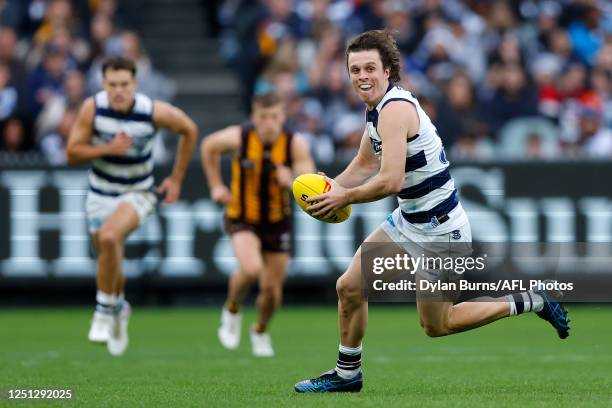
[98,202,141,243]
[261,251,289,288]
[338,226,394,295]
[231,230,264,276]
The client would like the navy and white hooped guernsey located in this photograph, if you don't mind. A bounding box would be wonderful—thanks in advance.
[366,84,468,234]
[89,91,156,197]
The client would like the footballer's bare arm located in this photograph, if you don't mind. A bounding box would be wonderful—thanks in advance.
[341,101,415,204]
[333,129,380,188]
[199,125,241,204]
[276,133,316,188]
[153,101,198,203]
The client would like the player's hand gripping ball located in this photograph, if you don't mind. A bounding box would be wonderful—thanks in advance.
[292,173,351,223]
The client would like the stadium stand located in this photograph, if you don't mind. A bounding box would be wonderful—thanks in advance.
[0,0,610,164]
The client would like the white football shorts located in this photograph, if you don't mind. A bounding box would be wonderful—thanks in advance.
[381,207,473,283]
[85,190,157,234]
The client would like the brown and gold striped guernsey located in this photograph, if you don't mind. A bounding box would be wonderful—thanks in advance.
[226,124,294,225]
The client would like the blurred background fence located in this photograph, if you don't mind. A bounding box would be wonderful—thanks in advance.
[1,160,611,304]
[0,0,610,304]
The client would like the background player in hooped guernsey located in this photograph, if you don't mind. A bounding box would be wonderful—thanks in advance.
[66,56,198,357]
[200,91,315,357]
[294,30,570,393]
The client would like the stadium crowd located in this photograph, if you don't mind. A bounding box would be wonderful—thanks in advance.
[219,0,612,162]
[0,0,174,164]
[0,0,610,164]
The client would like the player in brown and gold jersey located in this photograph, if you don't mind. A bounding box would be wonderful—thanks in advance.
[200,92,315,357]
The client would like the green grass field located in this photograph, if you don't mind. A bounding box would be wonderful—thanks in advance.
[1,306,611,407]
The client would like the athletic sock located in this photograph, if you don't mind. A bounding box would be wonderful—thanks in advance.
[335,344,362,379]
[96,291,118,315]
[226,301,240,314]
[507,291,544,316]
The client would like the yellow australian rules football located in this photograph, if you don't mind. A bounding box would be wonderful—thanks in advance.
[292,173,351,223]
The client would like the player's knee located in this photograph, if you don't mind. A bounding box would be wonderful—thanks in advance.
[259,282,278,299]
[98,229,121,250]
[240,264,263,280]
[336,276,359,303]
[422,322,450,337]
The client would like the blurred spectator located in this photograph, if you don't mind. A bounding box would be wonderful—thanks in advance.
[532,53,563,120]
[568,1,605,65]
[87,31,175,101]
[519,0,562,59]
[220,0,305,111]
[435,71,487,148]
[294,97,335,164]
[590,67,612,128]
[450,120,496,161]
[300,23,343,91]
[488,33,524,67]
[481,0,520,57]
[482,63,538,135]
[29,44,68,116]
[36,69,85,142]
[26,25,88,71]
[548,28,576,67]
[38,107,77,165]
[0,61,18,128]
[345,0,386,36]
[383,0,418,55]
[91,0,119,20]
[566,102,612,158]
[32,0,81,50]
[594,40,612,70]
[88,13,120,63]
[315,59,363,137]
[498,117,561,160]
[1,116,26,152]
[256,39,309,97]
[0,26,28,114]
[333,112,363,161]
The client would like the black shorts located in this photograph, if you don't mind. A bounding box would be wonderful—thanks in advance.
[224,217,291,253]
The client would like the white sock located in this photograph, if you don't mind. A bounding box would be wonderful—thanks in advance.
[96,291,117,306]
[531,291,544,312]
[507,291,544,316]
[336,344,362,379]
[96,291,118,314]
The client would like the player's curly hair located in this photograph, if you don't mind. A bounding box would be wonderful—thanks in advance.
[345,30,401,84]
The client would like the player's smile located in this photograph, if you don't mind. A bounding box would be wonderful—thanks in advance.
[347,49,389,108]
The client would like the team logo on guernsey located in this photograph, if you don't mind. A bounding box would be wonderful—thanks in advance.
[430,216,441,228]
[451,230,462,240]
[439,147,448,164]
[369,137,382,153]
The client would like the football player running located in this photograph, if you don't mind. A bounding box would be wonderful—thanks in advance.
[294,30,570,393]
